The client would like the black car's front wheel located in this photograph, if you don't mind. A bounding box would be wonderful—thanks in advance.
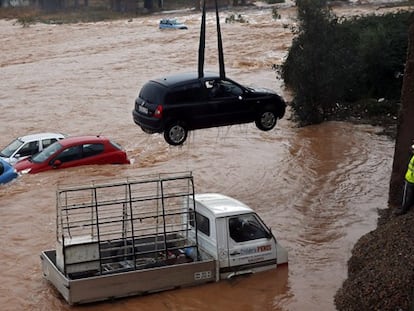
[164,122,188,146]
[255,110,277,131]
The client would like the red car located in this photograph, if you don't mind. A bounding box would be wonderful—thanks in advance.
[14,136,130,174]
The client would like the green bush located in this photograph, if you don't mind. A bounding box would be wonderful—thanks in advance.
[280,0,410,126]
[272,8,281,19]
[17,15,36,27]
[225,14,248,23]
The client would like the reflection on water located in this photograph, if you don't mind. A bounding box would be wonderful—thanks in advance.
[0,3,396,311]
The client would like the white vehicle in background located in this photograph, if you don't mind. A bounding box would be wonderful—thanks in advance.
[0,132,66,165]
[159,18,188,29]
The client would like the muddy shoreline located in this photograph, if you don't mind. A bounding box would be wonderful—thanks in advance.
[335,209,414,310]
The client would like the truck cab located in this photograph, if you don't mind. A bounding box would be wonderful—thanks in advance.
[188,193,288,279]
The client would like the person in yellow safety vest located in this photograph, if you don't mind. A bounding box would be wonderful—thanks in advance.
[395,144,414,215]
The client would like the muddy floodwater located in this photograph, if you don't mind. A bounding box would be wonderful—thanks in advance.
[0,3,398,311]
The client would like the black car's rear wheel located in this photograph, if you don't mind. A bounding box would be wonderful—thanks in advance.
[164,122,188,146]
[255,110,277,131]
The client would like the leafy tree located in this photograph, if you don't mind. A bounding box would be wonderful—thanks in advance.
[343,13,409,100]
[281,1,410,126]
[281,0,337,125]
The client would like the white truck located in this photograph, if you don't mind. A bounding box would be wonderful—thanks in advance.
[40,172,288,305]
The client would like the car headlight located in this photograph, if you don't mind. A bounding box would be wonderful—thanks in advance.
[20,168,31,174]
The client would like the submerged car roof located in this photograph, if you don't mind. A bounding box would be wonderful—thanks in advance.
[151,72,219,88]
[18,132,66,142]
[57,136,110,147]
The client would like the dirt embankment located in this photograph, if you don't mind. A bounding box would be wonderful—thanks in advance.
[334,209,414,310]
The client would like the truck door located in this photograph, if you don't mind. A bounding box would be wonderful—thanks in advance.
[226,213,277,271]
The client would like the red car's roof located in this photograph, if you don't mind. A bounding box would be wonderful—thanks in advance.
[57,136,111,147]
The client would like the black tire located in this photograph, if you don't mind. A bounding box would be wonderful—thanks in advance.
[255,110,277,131]
[164,121,188,146]
[141,126,156,134]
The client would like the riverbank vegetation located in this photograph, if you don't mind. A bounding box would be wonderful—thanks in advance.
[279,0,411,138]
[0,0,276,25]
[0,0,198,24]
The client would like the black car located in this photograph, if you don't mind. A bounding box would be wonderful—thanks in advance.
[132,72,286,145]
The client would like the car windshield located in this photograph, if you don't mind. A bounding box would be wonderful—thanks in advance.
[0,161,4,175]
[161,19,179,25]
[0,138,23,157]
[31,142,62,163]
[206,79,244,98]
[110,140,123,150]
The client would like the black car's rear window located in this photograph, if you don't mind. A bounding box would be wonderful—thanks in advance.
[139,81,167,105]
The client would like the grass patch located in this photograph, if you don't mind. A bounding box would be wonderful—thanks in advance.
[2,6,138,25]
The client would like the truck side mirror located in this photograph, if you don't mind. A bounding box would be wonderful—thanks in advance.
[266,228,273,239]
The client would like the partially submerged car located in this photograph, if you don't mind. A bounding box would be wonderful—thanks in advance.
[0,132,66,165]
[132,72,286,145]
[0,158,18,185]
[159,18,188,30]
[14,136,130,174]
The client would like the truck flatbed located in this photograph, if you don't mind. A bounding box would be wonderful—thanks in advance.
[41,248,215,305]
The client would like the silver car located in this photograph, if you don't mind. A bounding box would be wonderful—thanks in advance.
[0,132,67,165]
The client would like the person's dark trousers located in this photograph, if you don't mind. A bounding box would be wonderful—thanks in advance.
[395,181,414,215]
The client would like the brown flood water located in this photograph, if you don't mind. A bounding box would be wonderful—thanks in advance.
[0,3,398,310]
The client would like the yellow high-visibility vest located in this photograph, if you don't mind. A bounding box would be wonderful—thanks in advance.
[405,155,414,183]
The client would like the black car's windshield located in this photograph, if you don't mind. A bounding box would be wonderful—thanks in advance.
[0,138,23,157]
[221,80,244,96]
[31,142,62,163]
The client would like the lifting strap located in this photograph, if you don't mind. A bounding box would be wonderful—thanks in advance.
[198,0,226,79]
